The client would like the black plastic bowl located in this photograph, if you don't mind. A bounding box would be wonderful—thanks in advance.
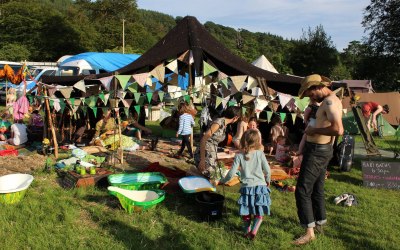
[195,192,225,221]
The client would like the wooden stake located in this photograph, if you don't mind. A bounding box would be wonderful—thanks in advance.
[44,88,58,159]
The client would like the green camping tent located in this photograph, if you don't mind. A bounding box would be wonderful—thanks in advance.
[342,111,397,136]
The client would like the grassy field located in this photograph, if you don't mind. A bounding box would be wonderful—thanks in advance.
[1,156,399,249]
[1,104,399,249]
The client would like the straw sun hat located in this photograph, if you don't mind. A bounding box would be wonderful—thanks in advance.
[298,74,332,99]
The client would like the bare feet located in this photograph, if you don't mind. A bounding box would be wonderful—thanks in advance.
[292,234,316,245]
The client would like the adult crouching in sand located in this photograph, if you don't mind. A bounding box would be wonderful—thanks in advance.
[194,106,241,178]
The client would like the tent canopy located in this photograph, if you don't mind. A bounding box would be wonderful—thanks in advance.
[252,55,279,73]
[333,80,374,93]
[43,16,302,95]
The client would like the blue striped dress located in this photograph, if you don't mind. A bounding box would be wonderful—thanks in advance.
[177,113,195,136]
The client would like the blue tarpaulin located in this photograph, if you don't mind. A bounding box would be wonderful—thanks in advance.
[61,52,141,72]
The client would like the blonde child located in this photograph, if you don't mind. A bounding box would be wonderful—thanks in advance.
[268,116,289,155]
[217,129,271,239]
[175,102,195,158]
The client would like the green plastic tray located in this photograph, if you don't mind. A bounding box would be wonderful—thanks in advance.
[108,172,167,190]
[108,186,165,213]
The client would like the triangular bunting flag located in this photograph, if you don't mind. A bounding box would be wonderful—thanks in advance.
[91,107,98,118]
[251,87,264,97]
[98,92,105,103]
[267,111,273,123]
[215,96,223,108]
[103,93,110,106]
[146,93,153,103]
[134,105,140,115]
[47,87,57,97]
[81,106,87,116]
[133,92,141,103]
[69,98,75,107]
[279,113,287,123]
[59,99,66,113]
[242,107,247,116]
[291,113,297,125]
[246,76,258,89]
[278,92,293,109]
[294,97,310,111]
[117,90,127,99]
[254,98,269,112]
[158,91,164,102]
[150,64,165,83]
[218,71,228,81]
[203,61,218,76]
[59,87,73,99]
[230,75,248,91]
[166,59,178,73]
[220,78,228,89]
[73,80,86,93]
[177,50,190,63]
[49,99,54,107]
[184,95,190,103]
[99,76,113,91]
[128,82,138,93]
[242,94,255,105]
[122,99,133,108]
[132,73,148,87]
[115,75,131,90]
[124,107,130,118]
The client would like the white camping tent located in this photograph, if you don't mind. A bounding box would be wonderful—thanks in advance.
[252,55,279,73]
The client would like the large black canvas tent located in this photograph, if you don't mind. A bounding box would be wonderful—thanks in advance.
[42,16,302,95]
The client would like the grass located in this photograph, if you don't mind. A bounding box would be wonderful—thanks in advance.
[1,104,399,249]
[1,157,400,250]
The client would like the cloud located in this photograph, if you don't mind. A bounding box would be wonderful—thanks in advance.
[137,0,369,50]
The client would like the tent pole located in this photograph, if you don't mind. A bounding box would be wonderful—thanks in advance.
[114,74,124,165]
[44,87,58,159]
[188,62,194,154]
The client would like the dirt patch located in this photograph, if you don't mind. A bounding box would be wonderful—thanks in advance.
[0,154,47,175]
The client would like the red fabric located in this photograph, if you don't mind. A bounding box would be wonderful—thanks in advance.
[0,149,18,156]
[361,102,379,117]
[139,162,187,178]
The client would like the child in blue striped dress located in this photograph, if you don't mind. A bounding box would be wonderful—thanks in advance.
[217,129,271,240]
[176,102,195,158]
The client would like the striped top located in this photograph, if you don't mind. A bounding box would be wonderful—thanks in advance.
[177,113,195,135]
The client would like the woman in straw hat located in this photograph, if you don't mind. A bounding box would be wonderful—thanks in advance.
[293,74,343,245]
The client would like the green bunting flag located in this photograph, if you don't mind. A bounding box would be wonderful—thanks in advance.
[115,75,131,90]
[134,92,141,103]
[220,78,228,89]
[294,97,310,111]
[203,61,218,76]
[242,107,247,116]
[49,99,54,107]
[146,93,153,103]
[216,96,223,108]
[134,105,140,115]
[91,107,98,118]
[279,112,287,122]
[128,82,138,93]
[267,111,273,123]
[59,99,66,114]
[69,98,75,107]
[158,91,164,102]
[98,92,105,103]
[184,95,190,103]
[124,108,130,118]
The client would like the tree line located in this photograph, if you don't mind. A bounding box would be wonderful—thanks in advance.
[0,0,398,91]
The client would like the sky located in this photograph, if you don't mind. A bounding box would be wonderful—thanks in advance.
[137,0,370,51]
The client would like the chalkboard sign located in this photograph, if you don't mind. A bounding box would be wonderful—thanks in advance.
[361,161,400,190]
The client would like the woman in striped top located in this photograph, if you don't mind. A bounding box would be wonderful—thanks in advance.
[176,102,195,158]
